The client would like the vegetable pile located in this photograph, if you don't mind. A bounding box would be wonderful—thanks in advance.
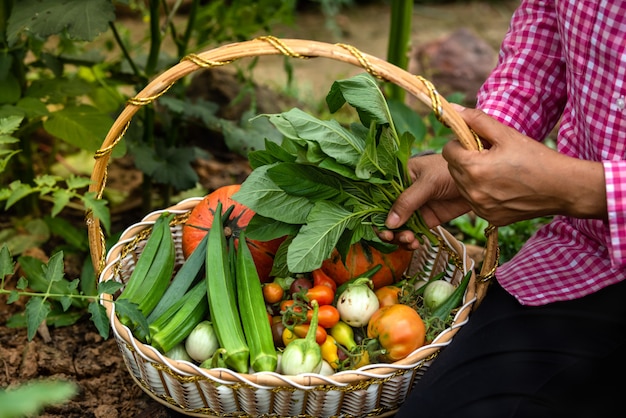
[113,73,471,375]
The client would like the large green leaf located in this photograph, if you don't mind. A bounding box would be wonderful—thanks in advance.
[233,165,313,224]
[130,143,198,190]
[267,108,364,167]
[267,163,344,201]
[326,73,391,128]
[43,105,114,153]
[7,0,115,46]
[286,201,360,273]
[355,123,398,180]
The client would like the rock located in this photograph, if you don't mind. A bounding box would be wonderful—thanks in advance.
[409,28,497,104]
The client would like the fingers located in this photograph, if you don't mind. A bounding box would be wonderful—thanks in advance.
[452,104,519,148]
[385,184,426,230]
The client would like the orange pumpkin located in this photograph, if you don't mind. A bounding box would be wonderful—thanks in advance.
[320,241,413,289]
[181,184,284,283]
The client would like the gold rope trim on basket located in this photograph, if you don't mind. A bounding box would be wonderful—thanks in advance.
[127,82,175,106]
[416,75,483,151]
[181,53,235,68]
[257,35,312,59]
[336,43,382,79]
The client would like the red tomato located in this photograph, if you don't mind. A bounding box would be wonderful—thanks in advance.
[305,285,335,306]
[280,299,303,314]
[307,304,340,329]
[367,304,426,362]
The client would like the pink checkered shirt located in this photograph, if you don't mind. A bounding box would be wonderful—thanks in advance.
[476,0,626,305]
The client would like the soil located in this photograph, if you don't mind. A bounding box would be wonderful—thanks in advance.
[0,2,517,417]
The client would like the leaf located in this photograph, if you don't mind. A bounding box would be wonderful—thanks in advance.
[233,165,313,224]
[223,109,283,156]
[82,192,110,234]
[130,143,198,190]
[267,163,345,201]
[114,299,149,338]
[0,244,14,278]
[17,255,86,308]
[326,73,391,128]
[16,277,27,291]
[388,98,427,143]
[88,301,110,340]
[7,290,20,304]
[0,379,78,418]
[98,280,123,296]
[248,138,297,169]
[244,215,299,242]
[5,181,37,209]
[44,251,65,284]
[268,108,364,167]
[50,189,72,218]
[286,201,360,273]
[355,122,397,180]
[44,216,89,252]
[7,0,115,46]
[43,105,114,152]
[0,115,24,135]
[25,297,51,340]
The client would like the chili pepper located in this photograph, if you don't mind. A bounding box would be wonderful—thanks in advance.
[321,335,340,370]
[312,268,337,292]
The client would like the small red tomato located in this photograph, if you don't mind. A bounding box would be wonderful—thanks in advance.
[307,304,340,329]
[263,282,284,304]
[312,268,337,292]
[280,299,303,314]
[305,285,335,306]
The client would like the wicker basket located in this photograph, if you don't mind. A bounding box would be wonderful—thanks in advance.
[87,37,498,418]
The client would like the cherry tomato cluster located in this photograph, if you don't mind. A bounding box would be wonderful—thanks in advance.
[262,268,412,371]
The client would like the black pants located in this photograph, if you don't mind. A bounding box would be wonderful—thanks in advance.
[396,279,626,418]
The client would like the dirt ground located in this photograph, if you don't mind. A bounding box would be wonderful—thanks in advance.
[0,1,517,417]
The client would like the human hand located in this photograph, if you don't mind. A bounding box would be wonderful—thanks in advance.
[377,153,471,250]
[443,105,606,225]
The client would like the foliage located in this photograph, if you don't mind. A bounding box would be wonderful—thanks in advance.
[236,73,438,275]
[450,214,551,264]
[0,379,78,418]
[0,243,146,341]
[0,0,299,337]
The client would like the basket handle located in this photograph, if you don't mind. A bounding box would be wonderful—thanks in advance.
[87,36,497,302]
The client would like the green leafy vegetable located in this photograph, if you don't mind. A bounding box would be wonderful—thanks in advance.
[234,73,437,274]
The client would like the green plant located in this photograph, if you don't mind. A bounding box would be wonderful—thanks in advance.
[0,243,141,341]
[0,378,78,418]
[0,0,299,340]
[450,213,551,263]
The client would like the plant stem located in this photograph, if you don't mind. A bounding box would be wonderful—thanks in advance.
[386,0,413,102]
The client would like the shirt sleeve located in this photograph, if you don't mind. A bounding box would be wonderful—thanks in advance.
[602,161,626,268]
[476,0,567,141]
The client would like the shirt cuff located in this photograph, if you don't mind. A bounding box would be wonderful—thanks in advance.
[602,160,626,268]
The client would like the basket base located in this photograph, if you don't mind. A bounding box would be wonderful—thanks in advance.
[128,367,400,418]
